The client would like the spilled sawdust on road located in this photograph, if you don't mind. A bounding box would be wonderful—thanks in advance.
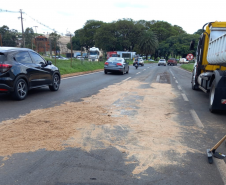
[0,79,198,175]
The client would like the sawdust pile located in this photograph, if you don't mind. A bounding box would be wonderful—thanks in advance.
[0,80,196,174]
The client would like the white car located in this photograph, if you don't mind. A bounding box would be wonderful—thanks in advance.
[158,59,166,66]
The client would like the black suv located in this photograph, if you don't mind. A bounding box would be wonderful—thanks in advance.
[0,47,61,100]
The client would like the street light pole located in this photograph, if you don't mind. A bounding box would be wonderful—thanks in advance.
[70,34,72,67]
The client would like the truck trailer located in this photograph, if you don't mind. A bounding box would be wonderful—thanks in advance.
[190,21,226,112]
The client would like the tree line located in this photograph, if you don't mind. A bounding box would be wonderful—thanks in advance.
[67,19,202,60]
[0,19,203,60]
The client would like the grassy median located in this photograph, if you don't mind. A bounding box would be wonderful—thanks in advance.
[180,63,194,72]
[44,57,105,75]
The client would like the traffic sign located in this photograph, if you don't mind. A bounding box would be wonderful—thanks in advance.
[186,53,194,61]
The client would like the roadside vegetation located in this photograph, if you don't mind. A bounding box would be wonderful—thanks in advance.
[180,63,194,72]
[44,57,105,75]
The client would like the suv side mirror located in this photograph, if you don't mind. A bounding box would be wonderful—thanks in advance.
[47,61,52,65]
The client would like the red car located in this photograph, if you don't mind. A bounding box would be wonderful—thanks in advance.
[167,58,177,66]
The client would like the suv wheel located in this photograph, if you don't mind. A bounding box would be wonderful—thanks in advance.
[49,74,60,91]
[13,78,28,100]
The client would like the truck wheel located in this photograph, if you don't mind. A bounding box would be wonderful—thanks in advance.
[191,72,199,90]
[209,79,218,113]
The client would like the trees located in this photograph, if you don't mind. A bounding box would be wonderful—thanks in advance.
[67,29,81,50]
[0,25,18,47]
[138,30,158,59]
[24,27,35,49]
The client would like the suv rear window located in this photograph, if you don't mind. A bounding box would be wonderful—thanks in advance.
[0,53,6,64]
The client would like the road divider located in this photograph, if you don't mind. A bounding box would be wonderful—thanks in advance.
[62,71,103,80]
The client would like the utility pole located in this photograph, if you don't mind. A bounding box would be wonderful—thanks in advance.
[19,9,25,48]
[31,37,33,50]
[49,38,52,59]
[55,41,56,65]
[0,34,2,46]
[70,34,72,67]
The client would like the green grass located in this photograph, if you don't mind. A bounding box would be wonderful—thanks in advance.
[180,63,194,72]
[44,57,105,75]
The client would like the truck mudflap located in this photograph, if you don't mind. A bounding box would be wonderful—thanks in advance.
[210,86,226,111]
[210,71,226,111]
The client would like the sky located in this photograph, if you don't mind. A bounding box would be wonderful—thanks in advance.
[1,0,226,36]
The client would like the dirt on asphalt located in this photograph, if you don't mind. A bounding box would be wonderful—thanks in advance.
[0,79,199,175]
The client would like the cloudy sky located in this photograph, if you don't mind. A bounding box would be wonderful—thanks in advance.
[1,0,226,35]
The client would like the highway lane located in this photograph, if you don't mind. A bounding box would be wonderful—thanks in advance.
[1,63,226,184]
[0,64,154,123]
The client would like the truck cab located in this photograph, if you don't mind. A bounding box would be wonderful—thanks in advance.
[191,22,226,112]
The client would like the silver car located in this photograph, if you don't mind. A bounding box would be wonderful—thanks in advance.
[104,57,129,75]
[158,59,166,66]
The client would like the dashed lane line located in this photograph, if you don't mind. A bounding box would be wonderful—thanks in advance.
[136,72,141,75]
[156,75,160,82]
[214,158,226,185]
[181,93,189,101]
[143,69,146,71]
[177,85,182,90]
[189,109,204,128]
[122,77,131,82]
[175,80,178,83]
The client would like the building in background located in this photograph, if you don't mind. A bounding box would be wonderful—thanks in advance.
[34,35,50,54]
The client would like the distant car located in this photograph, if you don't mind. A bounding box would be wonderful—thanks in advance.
[0,47,61,100]
[158,59,166,66]
[148,59,154,61]
[167,58,177,66]
[104,57,129,75]
[77,56,84,60]
[57,56,68,60]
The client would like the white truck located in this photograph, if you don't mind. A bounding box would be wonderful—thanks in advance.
[88,47,100,61]
[179,58,189,64]
[190,21,226,112]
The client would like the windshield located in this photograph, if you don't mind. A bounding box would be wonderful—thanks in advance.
[90,51,98,55]
[108,58,123,63]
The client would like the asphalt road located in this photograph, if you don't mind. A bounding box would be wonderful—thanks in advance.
[1,63,226,185]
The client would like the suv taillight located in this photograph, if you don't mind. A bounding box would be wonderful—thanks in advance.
[0,64,12,73]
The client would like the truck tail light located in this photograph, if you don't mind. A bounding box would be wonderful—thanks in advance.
[0,64,12,73]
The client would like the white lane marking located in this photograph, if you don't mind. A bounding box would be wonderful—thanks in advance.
[156,75,160,82]
[136,72,141,74]
[175,66,192,74]
[181,93,189,101]
[189,109,204,128]
[175,80,178,83]
[122,77,131,82]
[177,85,182,90]
[143,69,146,71]
[214,158,226,184]
[62,71,102,80]
[169,69,174,76]
[173,77,176,79]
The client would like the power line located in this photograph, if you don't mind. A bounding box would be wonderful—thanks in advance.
[0,8,64,36]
